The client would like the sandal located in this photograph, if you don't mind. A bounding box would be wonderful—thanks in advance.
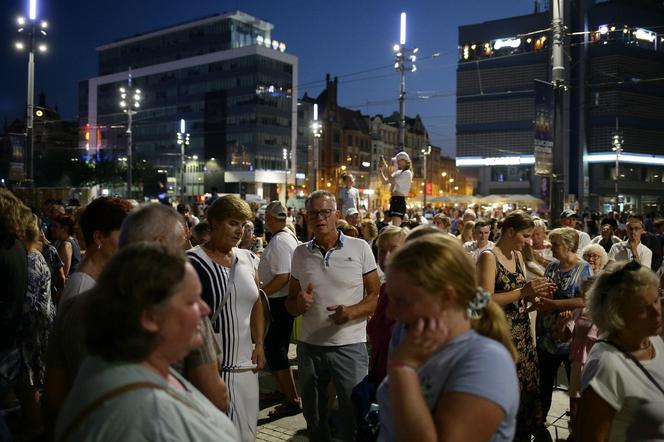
[268,400,302,418]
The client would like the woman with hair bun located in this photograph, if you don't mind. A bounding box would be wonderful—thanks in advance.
[377,233,519,442]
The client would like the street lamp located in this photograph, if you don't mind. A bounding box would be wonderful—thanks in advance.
[612,118,623,213]
[283,147,290,205]
[177,118,190,202]
[14,0,48,185]
[393,12,418,150]
[119,69,141,198]
[311,103,322,192]
[421,145,431,207]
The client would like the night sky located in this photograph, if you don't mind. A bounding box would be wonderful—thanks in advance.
[1,0,535,156]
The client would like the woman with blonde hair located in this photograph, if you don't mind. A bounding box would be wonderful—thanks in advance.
[377,233,519,441]
[477,210,554,441]
[458,220,475,243]
[379,151,413,227]
[576,261,663,441]
[15,206,55,438]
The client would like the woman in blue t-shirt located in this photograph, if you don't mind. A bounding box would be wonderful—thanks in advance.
[377,233,520,442]
[538,227,592,418]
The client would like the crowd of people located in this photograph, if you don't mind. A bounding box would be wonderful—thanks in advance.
[1,184,663,441]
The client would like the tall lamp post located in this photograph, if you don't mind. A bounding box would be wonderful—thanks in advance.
[282,147,290,205]
[612,118,623,213]
[393,12,417,151]
[310,103,322,192]
[177,118,191,202]
[421,145,431,208]
[14,0,48,185]
[119,69,141,198]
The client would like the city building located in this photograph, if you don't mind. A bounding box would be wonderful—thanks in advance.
[456,0,664,213]
[80,10,298,202]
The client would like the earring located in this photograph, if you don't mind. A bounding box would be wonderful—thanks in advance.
[97,242,102,250]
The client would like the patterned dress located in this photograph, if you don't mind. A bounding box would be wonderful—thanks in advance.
[491,250,544,441]
[19,251,54,386]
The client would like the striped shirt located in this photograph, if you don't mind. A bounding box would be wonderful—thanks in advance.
[188,246,259,370]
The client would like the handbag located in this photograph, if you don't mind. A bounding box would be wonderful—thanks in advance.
[597,339,664,395]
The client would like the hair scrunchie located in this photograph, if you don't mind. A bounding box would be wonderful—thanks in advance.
[467,287,491,318]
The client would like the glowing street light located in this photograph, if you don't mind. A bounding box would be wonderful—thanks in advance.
[177,118,191,202]
[119,69,142,198]
[393,12,418,151]
[14,0,49,185]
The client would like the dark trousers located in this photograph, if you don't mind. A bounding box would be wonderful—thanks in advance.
[537,349,571,418]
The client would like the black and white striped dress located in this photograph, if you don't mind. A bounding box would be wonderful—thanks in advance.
[187,245,259,370]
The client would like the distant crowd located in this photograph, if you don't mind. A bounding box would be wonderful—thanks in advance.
[1,186,662,441]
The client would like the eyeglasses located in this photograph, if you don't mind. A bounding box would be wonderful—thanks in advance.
[307,209,334,219]
[584,254,601,261]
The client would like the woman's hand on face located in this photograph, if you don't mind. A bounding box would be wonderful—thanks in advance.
[391,317,448,370]
[251,344,266,373]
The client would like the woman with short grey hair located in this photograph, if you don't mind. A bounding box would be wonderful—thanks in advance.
[581,243,608,274]
[576,261,663,441]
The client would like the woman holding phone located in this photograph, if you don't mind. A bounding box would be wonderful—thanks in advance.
[379,152,413,227]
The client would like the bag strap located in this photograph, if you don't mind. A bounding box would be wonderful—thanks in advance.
[211,254,238,326]
[597,339,664,395]
[59,382,161,441]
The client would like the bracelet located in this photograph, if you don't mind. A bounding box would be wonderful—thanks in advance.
[388,360,418,372]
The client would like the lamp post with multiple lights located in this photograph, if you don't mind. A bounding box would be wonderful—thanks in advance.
[283,147,290,205]
[177,118,190,202]
[612,118,623,213]
[421,145,431,207]
[14,0,48,185]
[393,12,417,151]
[311,103,322,192]
[119,69,141,198]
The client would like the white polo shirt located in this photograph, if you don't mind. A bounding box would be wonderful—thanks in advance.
[291,231,377,346]
[608,241,652,269]
[258,229,299,299]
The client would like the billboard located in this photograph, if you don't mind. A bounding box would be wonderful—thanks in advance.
[533,80,554,176]
[8,133,26,181]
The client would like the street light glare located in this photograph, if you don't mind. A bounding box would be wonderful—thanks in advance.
[40,21,48,28]
[15,41,25,50]
[38,44,47,52]
[17,16,26,25]
[399,12,406,45]
[29,0,37,20]
[120,100,127,108]
[393,44,400,52]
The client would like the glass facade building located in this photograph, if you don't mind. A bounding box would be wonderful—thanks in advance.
[80,11,298,199]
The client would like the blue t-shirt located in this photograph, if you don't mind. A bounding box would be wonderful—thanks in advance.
[377,330,519,442]
[539,260,592,355]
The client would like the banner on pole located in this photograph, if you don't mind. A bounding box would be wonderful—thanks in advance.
[533,80,554,176]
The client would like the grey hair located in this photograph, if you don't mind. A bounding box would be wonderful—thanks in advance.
[549,227,579,253]
[305,190,337,210]
[118,203,185,248]
[581,243,609,269]
[586,261,659,334]
[533,218,547,232]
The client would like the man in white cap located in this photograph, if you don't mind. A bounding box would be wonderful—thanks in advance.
[259,201,301,417]
[345,207,360,230]
[379,151,413,227]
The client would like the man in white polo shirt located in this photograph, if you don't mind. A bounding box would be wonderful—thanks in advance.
[286,190,380,442]
[608,214,652,268]
[560,209,591,257]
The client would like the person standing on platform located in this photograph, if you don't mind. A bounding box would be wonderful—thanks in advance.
[286,190,380,442]
[340,173,360,215]
[379,152,413,227]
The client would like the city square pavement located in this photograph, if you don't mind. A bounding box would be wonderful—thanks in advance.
[256,345,572,442]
